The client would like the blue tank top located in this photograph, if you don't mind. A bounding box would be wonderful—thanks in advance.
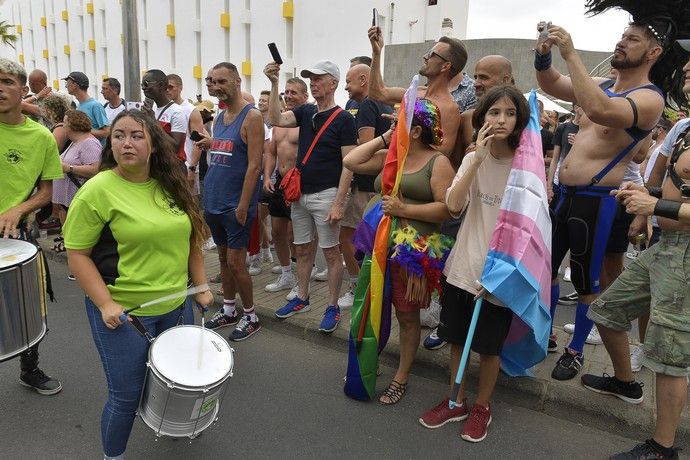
[203,104,261,214]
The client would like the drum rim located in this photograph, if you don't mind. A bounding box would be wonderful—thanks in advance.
[148,325,234,389]
[0,240,39,270]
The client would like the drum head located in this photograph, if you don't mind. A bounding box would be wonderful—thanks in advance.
[0,239,38,270]
[149,326,233,388]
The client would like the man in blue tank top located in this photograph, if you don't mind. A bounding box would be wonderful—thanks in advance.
[201,62,265,342]
[536,21,666,381]
[264,59,358,333]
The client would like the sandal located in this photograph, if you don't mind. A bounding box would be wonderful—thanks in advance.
[209,273,222,283]
[52,240,65,253]
[378,379,407,405]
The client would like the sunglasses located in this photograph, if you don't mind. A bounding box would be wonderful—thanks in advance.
[311,112,320,133]
[140,80,153,89]
[423,50,449,62]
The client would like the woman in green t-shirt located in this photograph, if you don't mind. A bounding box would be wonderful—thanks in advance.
[63,110,212,459]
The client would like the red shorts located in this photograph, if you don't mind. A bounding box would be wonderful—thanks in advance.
[390,262,428,313]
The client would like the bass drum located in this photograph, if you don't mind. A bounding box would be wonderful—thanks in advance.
[138,325,234,438]
[0,239,47,362]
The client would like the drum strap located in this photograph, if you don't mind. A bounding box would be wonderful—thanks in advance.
[128,316,154,343]
[19,223,55,303]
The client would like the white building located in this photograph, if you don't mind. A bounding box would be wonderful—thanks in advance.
[0,0,468,105]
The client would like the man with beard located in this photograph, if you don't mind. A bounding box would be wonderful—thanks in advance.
[581,46,690,460]
[536,22,666,382]
[367,26,465,169]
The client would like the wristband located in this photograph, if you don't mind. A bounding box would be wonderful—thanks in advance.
[380,135,389,149]
[646,186,662,198]
[534,50,552,71]
[653,199,681,220]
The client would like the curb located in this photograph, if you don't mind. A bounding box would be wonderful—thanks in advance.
[42,243,690,447]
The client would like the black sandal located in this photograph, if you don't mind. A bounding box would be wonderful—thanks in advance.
[379,379,407,405]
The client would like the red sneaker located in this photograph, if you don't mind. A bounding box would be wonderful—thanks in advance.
[418,397,469,429]
[460,403,492,442]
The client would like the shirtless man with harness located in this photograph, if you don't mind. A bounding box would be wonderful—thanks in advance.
[536,20,665,382]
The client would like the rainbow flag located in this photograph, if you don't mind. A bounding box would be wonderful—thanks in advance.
[480,90,552,376]
[344,76,419,401]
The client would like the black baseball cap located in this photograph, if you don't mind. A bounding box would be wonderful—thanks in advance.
[62,71,89,89]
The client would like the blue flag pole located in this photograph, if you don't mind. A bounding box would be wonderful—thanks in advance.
[449,297,483,409]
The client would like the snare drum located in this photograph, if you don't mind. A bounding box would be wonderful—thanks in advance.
[138,325,234,438]
[0,239,47,362]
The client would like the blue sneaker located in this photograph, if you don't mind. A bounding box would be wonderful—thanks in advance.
[319,305,341,333]
[423,327,447,350]
[229,316,261,342]
[275,296,311,319]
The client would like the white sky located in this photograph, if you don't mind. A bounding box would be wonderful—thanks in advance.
[466,0,632,52]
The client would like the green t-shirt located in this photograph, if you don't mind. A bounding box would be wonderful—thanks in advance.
[0,116,62,214]
[63,170,192,316]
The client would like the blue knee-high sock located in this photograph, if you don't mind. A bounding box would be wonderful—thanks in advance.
[550,284,560,335]
[568,301,593,354]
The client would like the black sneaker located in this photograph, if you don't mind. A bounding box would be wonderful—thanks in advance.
[229,316,261,341]
[548,335,558,353]
[204,310,240,329]
[610,440,678,459]
[20,368,62,395]
[581,373,644,404]
[558,292,578,305]
[551,349,584,380]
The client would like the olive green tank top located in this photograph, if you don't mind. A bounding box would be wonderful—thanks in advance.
[373,153,442,236]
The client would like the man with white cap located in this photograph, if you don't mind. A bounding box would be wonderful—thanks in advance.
[264,59,357,333]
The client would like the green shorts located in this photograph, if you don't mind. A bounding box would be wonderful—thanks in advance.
[587,231,690,377]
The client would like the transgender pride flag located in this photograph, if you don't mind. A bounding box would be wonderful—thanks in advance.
[480,90,552,376]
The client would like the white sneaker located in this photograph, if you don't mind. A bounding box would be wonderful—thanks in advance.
[265,273,296,292]
[563,267,571,282]
[310,266,317,280]
[563,323,603,344]
[248,256,262,276]
[338,290,355,308]
[271,265,282,274]
[286,284,300,301]
[202,238,217,251]
[630,345,644,372]
[314,268,328,281]
[261,249,274,264]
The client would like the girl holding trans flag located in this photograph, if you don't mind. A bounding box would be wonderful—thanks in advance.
[419,85,531,442]
[343,98,454,405]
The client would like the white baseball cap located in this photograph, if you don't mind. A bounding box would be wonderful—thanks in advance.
[678,39,690,52]
[300,60,340,81]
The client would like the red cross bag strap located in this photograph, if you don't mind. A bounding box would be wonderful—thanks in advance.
[279,107,343,204]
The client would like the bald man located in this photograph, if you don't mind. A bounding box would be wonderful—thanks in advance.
[21,69,52,123]
[455,55,513,159]
[339,63,393,307]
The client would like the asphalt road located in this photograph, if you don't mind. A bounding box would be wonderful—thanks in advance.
[0,260,645,459]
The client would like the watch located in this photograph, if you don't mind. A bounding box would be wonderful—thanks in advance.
[188,165,197,172]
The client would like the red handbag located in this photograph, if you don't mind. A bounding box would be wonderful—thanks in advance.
[279,107,343,204]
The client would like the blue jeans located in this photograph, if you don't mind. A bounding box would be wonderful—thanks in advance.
[85,297,193,457]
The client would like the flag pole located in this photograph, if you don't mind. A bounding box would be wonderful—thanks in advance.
[449,296,483,408]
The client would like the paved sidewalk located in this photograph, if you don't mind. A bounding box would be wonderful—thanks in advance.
[40,240,690,445]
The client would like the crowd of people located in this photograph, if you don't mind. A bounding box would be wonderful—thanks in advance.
[2,5,690,459]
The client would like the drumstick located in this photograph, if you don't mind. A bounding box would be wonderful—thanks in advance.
[198,303,205,369]
[124,284,210,314]
[118,284,210,323]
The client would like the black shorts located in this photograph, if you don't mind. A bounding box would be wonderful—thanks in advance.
[267,174,291,219]
[437,280,513,356]
[551,185,618,294]
[606,202,635,253]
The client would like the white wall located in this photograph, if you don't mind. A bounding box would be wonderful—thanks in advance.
[0,0,468,106]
